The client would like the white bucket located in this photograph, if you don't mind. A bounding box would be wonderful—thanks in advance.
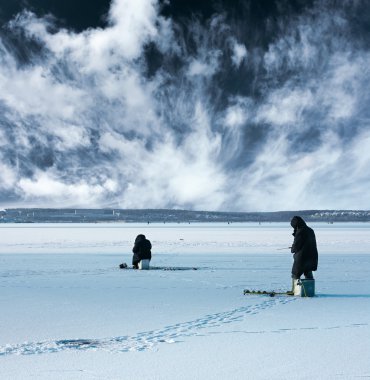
[139,259,150,270]
[293,279,315,297]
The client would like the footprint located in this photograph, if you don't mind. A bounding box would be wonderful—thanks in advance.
[0,297,292,356]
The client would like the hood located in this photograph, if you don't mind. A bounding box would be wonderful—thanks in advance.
[290,216,307,229]
[135,234,146,243]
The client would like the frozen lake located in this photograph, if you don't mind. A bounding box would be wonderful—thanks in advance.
[0,223,369,379]
[1,222,370,254]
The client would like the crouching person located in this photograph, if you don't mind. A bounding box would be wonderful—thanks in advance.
[132,234,152,269]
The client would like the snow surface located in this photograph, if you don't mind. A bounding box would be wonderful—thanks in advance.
[0,223,369,379]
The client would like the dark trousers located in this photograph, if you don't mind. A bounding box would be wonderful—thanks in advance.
[132,255,140,268]
[292,271,314,280]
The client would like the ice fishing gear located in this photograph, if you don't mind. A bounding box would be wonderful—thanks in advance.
[244,278,315,298]
[243,289,294,297]
[119,264,198,271]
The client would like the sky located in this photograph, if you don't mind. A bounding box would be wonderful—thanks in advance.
[0,0,370,211]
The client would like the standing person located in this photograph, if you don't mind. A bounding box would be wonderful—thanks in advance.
[132,234,152,269]
[290,216,318,280]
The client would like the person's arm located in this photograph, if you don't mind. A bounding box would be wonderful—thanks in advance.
[291,229,304,253]
[132,243,139,253]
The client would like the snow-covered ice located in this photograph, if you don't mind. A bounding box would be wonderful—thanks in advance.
[0,223,369,379]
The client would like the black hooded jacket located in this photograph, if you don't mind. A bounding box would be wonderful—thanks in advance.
[290,216,318,277]
[132,234,152,264]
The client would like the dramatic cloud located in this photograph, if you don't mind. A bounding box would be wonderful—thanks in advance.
[0,0,369,210]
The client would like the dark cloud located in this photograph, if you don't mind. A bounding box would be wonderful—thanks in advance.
[0,0,110,31]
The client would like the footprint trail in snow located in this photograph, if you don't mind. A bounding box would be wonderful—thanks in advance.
[0,297,292,356]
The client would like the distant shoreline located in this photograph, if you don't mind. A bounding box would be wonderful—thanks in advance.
[1,208,370,223]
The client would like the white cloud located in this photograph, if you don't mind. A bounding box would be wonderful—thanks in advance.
[52,123,91,150]
[224,103,248,128]
[258,88,314,127]
[0,163,17,190]
[18,171,117,206]
[319,53,363,123]
[0,65,85,119]
[231,40,247,68]
[188,50,222,77]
